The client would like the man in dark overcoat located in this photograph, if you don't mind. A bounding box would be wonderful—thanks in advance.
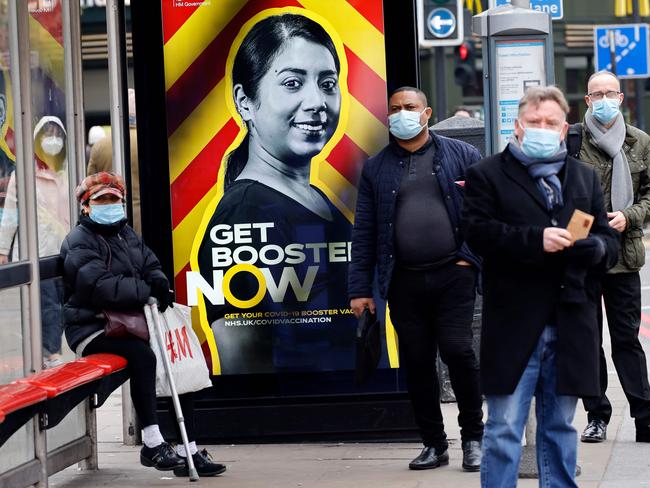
[462,86,619,488]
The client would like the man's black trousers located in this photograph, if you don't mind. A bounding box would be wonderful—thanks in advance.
[583,271,650,425]
[388,263,484,451]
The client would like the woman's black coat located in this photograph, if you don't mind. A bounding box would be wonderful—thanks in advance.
[60,216,168,351]
[462,148,620,397]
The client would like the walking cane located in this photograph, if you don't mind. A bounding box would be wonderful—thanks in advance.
[144,298,199,482]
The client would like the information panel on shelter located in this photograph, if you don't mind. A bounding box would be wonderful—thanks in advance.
[495,39,546,151]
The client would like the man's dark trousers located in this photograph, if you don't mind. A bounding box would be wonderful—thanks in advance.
[388,263,484,450]
[584,271,650,425]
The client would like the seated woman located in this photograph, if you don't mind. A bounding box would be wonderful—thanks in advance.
[60,172,225,476]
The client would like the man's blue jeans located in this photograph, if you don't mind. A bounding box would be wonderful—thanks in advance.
[481,326,578,488]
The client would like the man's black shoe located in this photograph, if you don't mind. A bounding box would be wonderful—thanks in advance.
[173,449,227,477]
[461,440,481,472]
[140,442,185,471]
[408,446,449,470]
[580,419,607,443]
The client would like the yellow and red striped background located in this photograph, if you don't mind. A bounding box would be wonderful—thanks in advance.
[161,0,396,371]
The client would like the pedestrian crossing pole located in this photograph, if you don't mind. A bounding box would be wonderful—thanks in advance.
[609,30,617,75]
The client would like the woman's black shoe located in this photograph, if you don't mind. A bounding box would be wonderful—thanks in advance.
[140,442,185,471]
[173,449,227,477]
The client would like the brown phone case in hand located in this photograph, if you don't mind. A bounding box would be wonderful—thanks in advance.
[566,209,594,243]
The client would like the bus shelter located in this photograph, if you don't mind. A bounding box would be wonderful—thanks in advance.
[0,1,424,486]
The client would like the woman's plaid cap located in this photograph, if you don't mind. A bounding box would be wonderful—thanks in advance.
[75,172,126,204]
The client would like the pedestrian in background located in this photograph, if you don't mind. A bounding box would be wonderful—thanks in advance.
[452,106,472,118]
[0,116,70,368]
[86,125,106,163]
[87,88,142,233]
[567,71,650,444]
[463,86,619,488]
[349,86,484,472]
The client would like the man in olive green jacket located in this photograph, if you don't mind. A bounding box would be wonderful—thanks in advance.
[573,71,650,444]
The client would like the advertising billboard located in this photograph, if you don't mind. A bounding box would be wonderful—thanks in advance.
[161,0,391,375]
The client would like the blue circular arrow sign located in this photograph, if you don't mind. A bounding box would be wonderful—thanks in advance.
[427,7,456,39]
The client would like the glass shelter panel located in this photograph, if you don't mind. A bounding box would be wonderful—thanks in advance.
[0,0,36,476]
[28,0,71,261]
[0,286,34,472]
[29,1,69,367]
[26,0,84,449]
[0,0,19,265]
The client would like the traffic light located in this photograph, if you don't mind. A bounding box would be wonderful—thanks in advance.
[454,40,476,88]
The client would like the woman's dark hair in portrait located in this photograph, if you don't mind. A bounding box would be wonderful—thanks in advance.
[225,13,341,189]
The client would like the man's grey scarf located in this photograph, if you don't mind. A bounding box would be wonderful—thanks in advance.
[584,110,633,211]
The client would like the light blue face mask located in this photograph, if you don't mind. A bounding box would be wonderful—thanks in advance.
[521,126,562,159]
[591,98,620,124]
[89,203,125,225]
[388,109,426,140]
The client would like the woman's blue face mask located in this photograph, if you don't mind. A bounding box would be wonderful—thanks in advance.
[89,203,125,225]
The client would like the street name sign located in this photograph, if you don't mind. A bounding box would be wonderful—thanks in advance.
[490,0,563,20]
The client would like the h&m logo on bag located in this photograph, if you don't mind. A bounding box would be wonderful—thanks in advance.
[165,325,195,364]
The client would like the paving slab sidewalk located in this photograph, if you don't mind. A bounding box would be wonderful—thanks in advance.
[51,304,650,488]
[49,370,648,488]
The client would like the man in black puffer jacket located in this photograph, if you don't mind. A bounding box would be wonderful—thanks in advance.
[61,204,168,353]
[61,172,226,477]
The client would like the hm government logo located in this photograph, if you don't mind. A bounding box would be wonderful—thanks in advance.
[172,0,212,7]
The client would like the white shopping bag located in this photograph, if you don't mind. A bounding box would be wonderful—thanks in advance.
[146,303,212,397]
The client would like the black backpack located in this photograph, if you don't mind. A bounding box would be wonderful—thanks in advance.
[566,123,583,159]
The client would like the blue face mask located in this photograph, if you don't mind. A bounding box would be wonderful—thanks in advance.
[89,203,125,225]
[591,98,620,124]
[521,126,562,159]
[388,109,426,140]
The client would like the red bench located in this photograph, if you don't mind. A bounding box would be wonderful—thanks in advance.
[78,353,128,373]
[16,362,105,398]
[0,354,129,447]
[0,383,48,416]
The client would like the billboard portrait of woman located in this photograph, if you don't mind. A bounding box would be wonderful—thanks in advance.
[194,11,355,375]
